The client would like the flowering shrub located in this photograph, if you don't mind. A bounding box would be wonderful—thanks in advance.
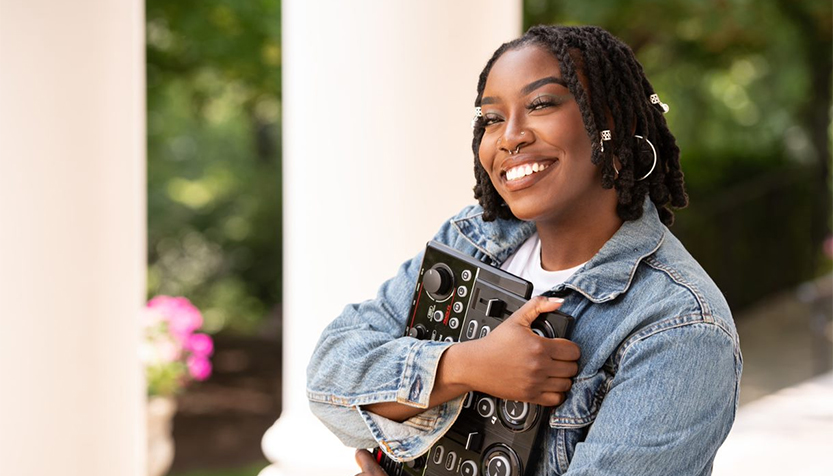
[142,296,214,396]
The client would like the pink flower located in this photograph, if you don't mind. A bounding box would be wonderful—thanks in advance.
[157,339,182,363]
[186,333,214,357]
[148,295,204,342]
[187,355,212,381]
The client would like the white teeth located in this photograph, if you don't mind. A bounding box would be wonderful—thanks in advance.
[504,162,551,182]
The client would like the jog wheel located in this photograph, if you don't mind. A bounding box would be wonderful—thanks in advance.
[498,399,540,432]
[482,444,521,476]
[530,318,555,338]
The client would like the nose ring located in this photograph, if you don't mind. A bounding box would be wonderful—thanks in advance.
[508,145,521,155]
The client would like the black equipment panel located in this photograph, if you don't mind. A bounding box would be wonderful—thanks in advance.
[373,241,574,476]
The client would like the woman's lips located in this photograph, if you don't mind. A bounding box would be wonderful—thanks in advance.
[501,159,558,192]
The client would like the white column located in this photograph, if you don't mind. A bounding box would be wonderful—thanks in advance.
[262,1,521,474]
[0,1,146,476]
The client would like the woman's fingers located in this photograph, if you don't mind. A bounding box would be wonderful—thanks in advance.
[546,337,581,362]
[544,376,574,393]
[542,358,579,378]
[354,449,388,476]
[534,391,567,407]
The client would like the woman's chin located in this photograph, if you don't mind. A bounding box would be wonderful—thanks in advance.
[503,202,547,223]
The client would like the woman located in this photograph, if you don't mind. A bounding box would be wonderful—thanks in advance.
[308,25,741,475]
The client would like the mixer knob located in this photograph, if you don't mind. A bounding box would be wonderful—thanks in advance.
[408,324,428,340]
[424,264,454,298]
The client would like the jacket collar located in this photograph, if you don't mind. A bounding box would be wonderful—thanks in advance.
[451,198,666,303]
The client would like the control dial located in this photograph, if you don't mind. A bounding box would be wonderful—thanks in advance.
[531,318,555,338]
[424,263,454,300]
[483,445,521,476]
[498,399,539,432]
[408,324,428,340]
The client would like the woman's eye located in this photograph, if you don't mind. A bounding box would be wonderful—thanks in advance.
[483,114,502,126]
[528,97,556,111]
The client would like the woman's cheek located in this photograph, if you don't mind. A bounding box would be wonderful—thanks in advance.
[478,145,494,175]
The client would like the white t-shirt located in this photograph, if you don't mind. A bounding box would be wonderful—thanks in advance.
[500,232,586,296]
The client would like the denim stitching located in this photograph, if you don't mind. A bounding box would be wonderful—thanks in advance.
[379,394,465,461]
[556,429,568,473]
[451,215,498,264]
[616,319,737,374]
[644,255,713,319]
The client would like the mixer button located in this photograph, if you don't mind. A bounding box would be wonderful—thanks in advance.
[462,391,474,408]
[457,285,468,297]
[444,451,458,471]
[448,317,460,329]
[461,269,472,281]
[476,397,495,418]
[405,456,425,470]
[453,301,464,313]
[465,320,478,339]
[460,460,478,476]
[431,445,445,465]
[479,325,491,338]
[433,310,444,322]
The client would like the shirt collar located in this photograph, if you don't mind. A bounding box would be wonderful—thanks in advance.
[452,197,666,303]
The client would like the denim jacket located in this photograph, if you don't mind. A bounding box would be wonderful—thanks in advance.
[307,198,742,475]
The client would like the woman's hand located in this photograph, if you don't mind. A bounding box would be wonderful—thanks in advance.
[354,449,387,476]
[449,296,580,406]
[364,296,580,422]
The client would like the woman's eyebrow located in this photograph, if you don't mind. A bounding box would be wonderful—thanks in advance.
[481,76,568,105]
[521,76,567,95]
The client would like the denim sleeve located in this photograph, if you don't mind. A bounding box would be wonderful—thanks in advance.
[306,208,475,461]
[565,322,741,476]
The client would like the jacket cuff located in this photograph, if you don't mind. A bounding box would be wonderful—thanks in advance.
[357,393,465,462]
[397,339,454,407]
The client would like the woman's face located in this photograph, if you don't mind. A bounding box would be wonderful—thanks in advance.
[478,45,613,224]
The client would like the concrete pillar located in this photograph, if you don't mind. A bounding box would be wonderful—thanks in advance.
[0,1,146,475]
[261,1,521,474]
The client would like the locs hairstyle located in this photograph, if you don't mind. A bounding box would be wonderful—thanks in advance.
[472,25,688,226]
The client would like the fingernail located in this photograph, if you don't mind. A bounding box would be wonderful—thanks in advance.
[547,297,564,303]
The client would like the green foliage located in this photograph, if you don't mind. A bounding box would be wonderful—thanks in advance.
[147,0,282,334]
[525,0,832,309]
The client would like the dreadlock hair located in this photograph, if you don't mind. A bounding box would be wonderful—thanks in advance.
[472,25,688,226]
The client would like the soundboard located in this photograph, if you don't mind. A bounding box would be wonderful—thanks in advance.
[372,240,574,476]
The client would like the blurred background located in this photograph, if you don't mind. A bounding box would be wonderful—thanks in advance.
[144,1,831,475]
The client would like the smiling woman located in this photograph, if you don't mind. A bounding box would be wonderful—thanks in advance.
[477,46,615,271]
[308,25,740,476]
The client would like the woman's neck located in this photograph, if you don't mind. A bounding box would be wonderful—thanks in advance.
[535,204,623,272]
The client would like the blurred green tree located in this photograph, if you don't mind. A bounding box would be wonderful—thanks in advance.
[146,0,831,331]
[146,0,282,334]
[525,0,832,309]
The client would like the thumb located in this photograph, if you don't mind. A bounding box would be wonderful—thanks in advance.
[355,449,387,476]
[506,295,564,327]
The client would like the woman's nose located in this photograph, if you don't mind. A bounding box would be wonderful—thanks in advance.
[500,117,531,154]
